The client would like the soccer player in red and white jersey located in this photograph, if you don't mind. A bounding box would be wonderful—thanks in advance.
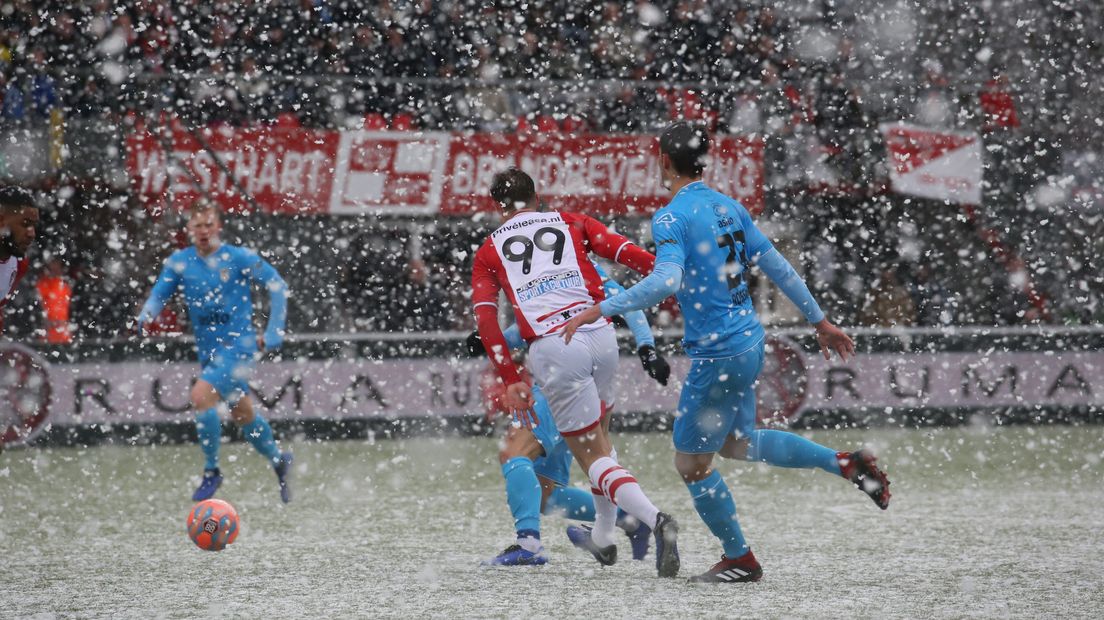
[0,187,38,333]
[470,167,680,578]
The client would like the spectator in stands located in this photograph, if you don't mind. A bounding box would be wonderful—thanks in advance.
[980,74,1020,132]
[590,2,639,79]
[597,81,664,133]
[915,59,956,128]
[28,49,58,118]
[69,261,136,339]
[757,60,812,187]
[905,263,951,326]
[713,31,758,85]
[36,258,72,344]
[1,73,26,121]
[236,55,274,124]
[814,70,868,182]
[391,257,452,333]
[860,266,917,328]
[342,228,448,333]
[465,43,512,130]
[193,58,241,126]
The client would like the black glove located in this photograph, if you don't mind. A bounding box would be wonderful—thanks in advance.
[465,330,486,358]
[638,345,670,386]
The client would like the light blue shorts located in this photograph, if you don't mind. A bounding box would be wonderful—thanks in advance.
[199,348,255,404]
[672,339,765,454]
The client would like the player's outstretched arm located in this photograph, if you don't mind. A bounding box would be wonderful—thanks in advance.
[135,259,181,335]
[754,247,826,325]
[752,247,854,361]
[595,263,670,385]
[249,257,289,351]
[561,263,682,344]
[563,210,687,344]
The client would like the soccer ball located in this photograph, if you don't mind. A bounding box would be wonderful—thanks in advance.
[186,499,240,551]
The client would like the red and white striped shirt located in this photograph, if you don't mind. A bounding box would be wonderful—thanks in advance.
[471,210,654,384]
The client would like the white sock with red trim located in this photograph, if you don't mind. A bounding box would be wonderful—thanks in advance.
[589,485,619,548]
[588,456,661,536]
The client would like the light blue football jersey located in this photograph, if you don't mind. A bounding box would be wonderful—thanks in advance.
[141,244,287,362]
[651,181,773,358]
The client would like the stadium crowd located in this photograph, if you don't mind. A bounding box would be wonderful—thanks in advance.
[3,0,902,136]
[0,1,1099,342]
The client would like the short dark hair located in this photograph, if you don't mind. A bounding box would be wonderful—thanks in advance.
[187,199,219,220]
[489,167,536,211]
[659,121,709,177]
[0,187,36,213]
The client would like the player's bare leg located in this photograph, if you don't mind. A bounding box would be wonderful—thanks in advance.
[499,423,544,465]
[675,449,716,483]
[190,379,220,411]
[561,411,654,560]
[564,427,679,577]
[562,425,614,473]
[229,394,255,425]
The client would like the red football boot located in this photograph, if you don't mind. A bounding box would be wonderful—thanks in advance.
[838,449,891,509]
[688,550,763,583]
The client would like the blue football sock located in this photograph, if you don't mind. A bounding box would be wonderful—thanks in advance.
[746,429,842,475]
[502,457,542,536]
[240,414,281,466]
[544,486,595,521]
[195,407,221,470]
[686,470,748,559]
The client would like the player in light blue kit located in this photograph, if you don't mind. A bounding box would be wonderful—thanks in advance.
[563,122,891,583]
[137,202,293,503]
[471,263,671,566]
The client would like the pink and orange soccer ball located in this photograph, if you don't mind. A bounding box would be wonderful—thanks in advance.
[186,499,240,551]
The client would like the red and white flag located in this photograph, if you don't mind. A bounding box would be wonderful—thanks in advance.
[880,122,983,204]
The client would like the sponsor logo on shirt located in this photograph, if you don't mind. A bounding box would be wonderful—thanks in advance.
[654,212,677,226]
[492,213,564,238]
[516,271,583,302]
[197,311,232,326]
[712,204,735,228]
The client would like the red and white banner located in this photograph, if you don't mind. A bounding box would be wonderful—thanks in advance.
[127,128,764,216]
[880,122,983,204]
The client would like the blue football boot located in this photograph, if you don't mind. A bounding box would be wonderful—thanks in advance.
[653,512,680,578]
[481,544,548,567]
[192,468,223,501]
[566,525,617,566]
[274,452,293,503]
[616,513,652,561]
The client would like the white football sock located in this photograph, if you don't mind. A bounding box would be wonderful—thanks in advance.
[589,488,619,548]
[588,456,660,531]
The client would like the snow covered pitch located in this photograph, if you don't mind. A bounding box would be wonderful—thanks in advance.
[2,427,1101,617]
